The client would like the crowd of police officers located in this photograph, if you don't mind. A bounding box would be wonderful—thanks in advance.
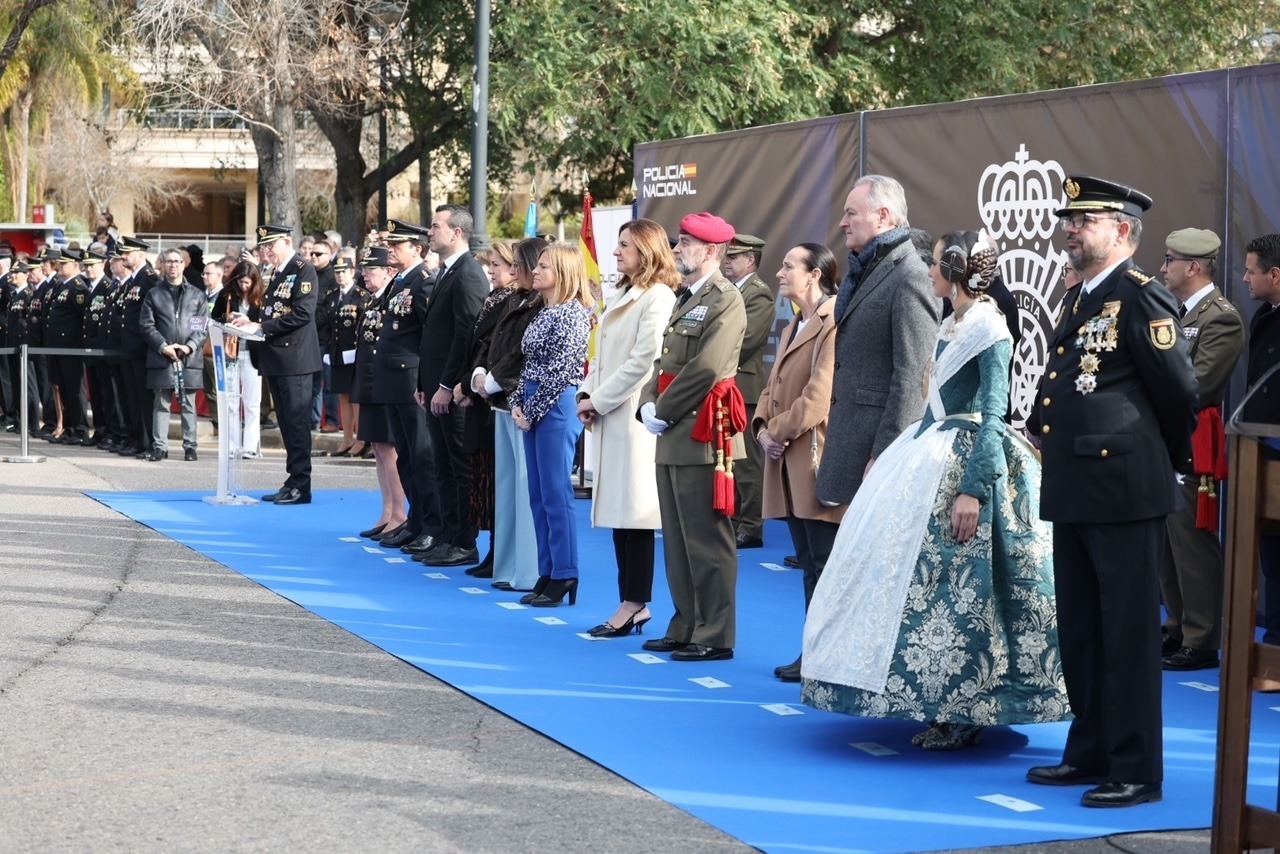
[0,237,190,456]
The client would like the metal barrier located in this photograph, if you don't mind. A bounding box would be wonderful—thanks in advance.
[0,344,120,464]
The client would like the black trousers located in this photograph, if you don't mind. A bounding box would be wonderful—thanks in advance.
[1054,518,1165,785]
[267,373,313,491]
[50,355,88,435]
[387,401,440,538]
[106,361,131,439]
[33,354,55,429]
[8,353,40,431]
[425,401,475,548]
[611,528,655,603]
[122,355,152,449]
[784,516,840,610]
[0,344,12,418]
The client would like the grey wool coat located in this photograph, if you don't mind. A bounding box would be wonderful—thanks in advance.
[140,280,209,390]
[815,237,941,505]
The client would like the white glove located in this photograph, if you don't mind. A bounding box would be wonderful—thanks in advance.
[640,402,667,435]
[322,353,331,365]
[484,372,502,395]
[471,367,488,394]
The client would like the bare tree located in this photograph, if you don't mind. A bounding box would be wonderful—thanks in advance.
[42,109,199,225]
[129,0,393,236]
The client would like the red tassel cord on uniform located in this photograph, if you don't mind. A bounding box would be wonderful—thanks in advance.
[655,373,748,516]
[1191,405,1226,532]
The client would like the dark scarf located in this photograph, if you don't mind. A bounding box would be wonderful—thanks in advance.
[834,226,910,318]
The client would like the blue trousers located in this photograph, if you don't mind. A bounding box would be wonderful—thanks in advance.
[522,382,583,580]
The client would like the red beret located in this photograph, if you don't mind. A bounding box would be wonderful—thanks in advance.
[679,212,735,244]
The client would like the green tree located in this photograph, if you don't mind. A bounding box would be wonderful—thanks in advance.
[492,0,1274,212]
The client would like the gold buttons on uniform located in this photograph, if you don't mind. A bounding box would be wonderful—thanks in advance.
[1042,425,1051,434]
[1049,371,1057,380]
[1100,449,1109,458]
[662,347,669,354]
[1056,346,1065,355]
[1043,397,1051,406]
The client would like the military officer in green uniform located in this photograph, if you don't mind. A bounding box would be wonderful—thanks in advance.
[1026,176,1198,808]
[723,233,774,549]
[1155,227,1244,671]
[638,212,747,662]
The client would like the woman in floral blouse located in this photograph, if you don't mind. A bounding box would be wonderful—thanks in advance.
[511,243,595,606]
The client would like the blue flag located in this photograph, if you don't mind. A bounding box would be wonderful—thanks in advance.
[523,201,538,238]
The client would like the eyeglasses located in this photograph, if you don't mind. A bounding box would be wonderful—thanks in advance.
[1058,212,1119,231]
[308,251,329,257]
[1163,255,1196,266]
[162,259,184,264]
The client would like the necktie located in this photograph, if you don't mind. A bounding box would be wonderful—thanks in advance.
[676,286,692,307]
[1178,303,1188,319]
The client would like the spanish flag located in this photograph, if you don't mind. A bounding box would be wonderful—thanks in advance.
[582,190,604,364]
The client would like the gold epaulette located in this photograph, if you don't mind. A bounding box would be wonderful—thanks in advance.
[1126,269,1154,286]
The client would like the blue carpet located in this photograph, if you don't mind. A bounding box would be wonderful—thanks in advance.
[90,489,1278,853]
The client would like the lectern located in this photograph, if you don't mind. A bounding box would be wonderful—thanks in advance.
[203,320,264,507]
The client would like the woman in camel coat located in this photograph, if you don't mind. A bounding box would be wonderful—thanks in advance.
[753,242,846,682]
[577,219,679,637]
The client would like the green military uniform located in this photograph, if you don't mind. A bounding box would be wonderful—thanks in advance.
[640,271,746,651]
[1158,228,1245,667]
[727,233,775,545]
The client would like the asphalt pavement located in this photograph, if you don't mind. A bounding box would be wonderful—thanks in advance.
[0,420,1214,852]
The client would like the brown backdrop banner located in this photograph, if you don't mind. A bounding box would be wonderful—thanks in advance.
[635,65,1280,427]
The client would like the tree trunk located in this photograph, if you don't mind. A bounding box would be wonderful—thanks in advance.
[313,110,369,247]
[14,90,32,223]
[250,95,300,235]
[418,146,432,222]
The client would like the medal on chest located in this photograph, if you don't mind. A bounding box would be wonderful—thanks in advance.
[1073,300,1121,395]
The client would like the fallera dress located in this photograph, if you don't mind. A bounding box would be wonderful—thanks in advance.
[801,299,1070,727]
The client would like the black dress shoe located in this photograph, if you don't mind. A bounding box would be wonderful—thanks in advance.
[783,555,801,568]
[1026,763,1106,786]
[491,581,514,591]
[1161,630,1183,658]
[274,487,312,506]
[261,486,286,503]
[1081,782,1162,808]
[671,644,733,662]
[776,656,802,682]
[116,444,138,456]
[422,546,480,567]
[400,534,437,554]
[184,448,198,462]
[359,524,387,539]
[735,533,764,549]
[413,544,453,563]
[642,637,689,653]
[469,561,494,578]
[380,526,416,548]
[1162,646,1219,670]
[142,449,168,462]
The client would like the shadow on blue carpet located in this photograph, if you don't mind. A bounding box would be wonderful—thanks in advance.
[88,488,1277,853]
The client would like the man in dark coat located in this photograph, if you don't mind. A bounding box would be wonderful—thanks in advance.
[42,248,91,444]
[231,225,321,504]
[139,248,208,461]
[117,236,159,457]
[419,204,489,566]
[1240,233,1280,673]
[1026,175,1197,808]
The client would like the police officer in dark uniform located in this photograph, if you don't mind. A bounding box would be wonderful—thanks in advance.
[28,247,59,437]
[81,245,118,447]
[372,219,441,552]
[44,248,91,444]
[0,248,13,426]
[1025,176,1197,808]
[325,254,368,455]
[117,236,159,457]
[5,260,40,434]
[100,251,131,452]
[231,224,321,505]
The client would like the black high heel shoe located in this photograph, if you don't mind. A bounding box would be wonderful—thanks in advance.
[333,443,355,457]
[355,442,372,458]
[359,523,387,539]
[588,608,651,638]
[530,578,578,608]
[519,576,551,605]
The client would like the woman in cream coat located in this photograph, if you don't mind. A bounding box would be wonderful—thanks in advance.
[754,242,846,682]
[577,219,679,637]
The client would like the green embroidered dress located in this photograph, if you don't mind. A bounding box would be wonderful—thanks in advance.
[801,300,1070,726]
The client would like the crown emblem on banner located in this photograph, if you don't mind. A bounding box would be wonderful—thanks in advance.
[977,144,1069,429]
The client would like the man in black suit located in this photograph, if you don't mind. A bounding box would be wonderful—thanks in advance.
[231,224,321,505]
[1026,176,1197,808]
[372,219,441,553]
[420,204,489,567]
[1241,234,1280,666]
